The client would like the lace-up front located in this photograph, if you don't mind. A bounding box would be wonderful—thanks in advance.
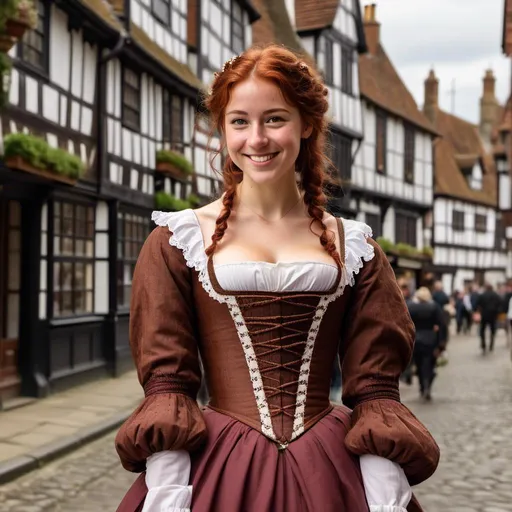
[236,293,323,443]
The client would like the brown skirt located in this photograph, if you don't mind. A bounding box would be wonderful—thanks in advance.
[116,405,423,512]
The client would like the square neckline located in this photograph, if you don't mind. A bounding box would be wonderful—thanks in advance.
[188,209,346,297]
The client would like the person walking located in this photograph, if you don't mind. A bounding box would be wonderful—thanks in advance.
[432,281,450,348]
[475,283,502,354]
[407,287,444,401]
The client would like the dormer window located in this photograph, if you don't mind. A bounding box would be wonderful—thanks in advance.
[468,161,483,190]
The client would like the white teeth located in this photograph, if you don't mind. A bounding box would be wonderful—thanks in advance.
[248,153,277,163]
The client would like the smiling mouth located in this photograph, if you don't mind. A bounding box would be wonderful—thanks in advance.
[245,153,279,163]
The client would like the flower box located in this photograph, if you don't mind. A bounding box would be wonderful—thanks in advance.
[5,155,78,185]
[156,161,189,180]
[5,17,29,39]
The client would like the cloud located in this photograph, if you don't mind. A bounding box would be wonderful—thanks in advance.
[368,0,510,123]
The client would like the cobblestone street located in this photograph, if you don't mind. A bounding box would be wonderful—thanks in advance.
[0,330,511,512]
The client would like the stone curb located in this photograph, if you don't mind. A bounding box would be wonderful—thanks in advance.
[0,408,134,486]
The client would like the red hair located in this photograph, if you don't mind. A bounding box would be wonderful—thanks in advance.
[203,44,339,265]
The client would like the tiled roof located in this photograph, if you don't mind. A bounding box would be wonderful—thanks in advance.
[295,0,339,31]
[252,0,307,56]
[432,109,496,206]
[130,25,204,91]
[358,44,437,134]
[77,0,124,31]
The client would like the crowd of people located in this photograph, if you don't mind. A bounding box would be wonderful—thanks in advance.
[396,276,512,402]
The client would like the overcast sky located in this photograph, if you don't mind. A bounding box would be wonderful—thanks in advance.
[369,0,510,125]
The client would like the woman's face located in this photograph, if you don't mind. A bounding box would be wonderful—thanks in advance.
[223,76,311,185]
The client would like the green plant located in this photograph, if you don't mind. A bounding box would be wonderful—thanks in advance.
[155,191,191,211]
[395,243,417,256]
[0,53,12,109]
[156,149,194,175]
[422,246,434,258]
[376,237,395,254]
[3,132,85,179]
[0,0,18,32]
[187,193,201,207]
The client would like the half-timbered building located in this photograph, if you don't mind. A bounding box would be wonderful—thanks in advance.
[423,70,508,292]
[354,4,437,287]
[0,0,126,406]
[0,0,261,406]
[293,0,367,215]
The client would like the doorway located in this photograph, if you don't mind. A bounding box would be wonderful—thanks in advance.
[0,199,21,403]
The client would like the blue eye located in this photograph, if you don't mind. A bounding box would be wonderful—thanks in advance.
[231,119,247,125]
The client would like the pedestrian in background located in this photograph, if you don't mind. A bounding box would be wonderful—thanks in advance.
[407,287,444,401]
[432,281,450,348]
[475,283,502,354]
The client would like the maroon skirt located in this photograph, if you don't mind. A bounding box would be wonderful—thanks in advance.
[117,405,380,511]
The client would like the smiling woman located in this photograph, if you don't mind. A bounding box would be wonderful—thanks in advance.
[114,44,439,512]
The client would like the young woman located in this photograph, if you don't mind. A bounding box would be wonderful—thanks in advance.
[115,45,439,512]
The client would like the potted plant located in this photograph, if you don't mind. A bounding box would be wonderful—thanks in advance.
[156,149,194,180]
[2,132,85,184]
[155,191,191,212]
[0,53,12,108]
[0,0,37,52]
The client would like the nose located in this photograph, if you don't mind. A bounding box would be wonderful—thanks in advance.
[248,123,268,149]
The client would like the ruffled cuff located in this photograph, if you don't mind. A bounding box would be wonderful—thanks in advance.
[115,393,207,472]
[345,399,439,485]
[141,485,192,512]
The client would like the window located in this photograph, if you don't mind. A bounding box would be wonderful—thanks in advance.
[376,111,387,174]
[117,212,152,308]
[19,1,47,71]
[324,38,333,85]
[329,131,352,181]
[231,1,244,54]
[163,91,184,151]
[404,124,415,184]
[495,217,505,250]
[452,210,465,231]
[152,0,171,25]
[53,202,95,317]
[122,68,141,130]
[341,45,353,95]
[365,213,382,239]
[395,212,417,247]
[475,213,487,233]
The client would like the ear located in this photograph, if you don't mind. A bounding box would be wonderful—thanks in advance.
[301,124,313,139]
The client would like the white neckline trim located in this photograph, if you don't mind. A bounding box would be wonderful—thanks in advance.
[151,208,375,443]
[214,261,339,269]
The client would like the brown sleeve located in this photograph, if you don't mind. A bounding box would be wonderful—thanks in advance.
[339,239,440,485]
[115,227,207,473]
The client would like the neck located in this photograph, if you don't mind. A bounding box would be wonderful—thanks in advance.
[236,172,303,222]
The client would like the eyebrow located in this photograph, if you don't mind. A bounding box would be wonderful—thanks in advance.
[226,108,290,116]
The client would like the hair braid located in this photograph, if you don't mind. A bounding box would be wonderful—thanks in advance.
[205,178,237,257]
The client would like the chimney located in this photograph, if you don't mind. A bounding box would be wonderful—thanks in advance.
[363,3,380,55]
[423,70,439,126]
[479,69,499,150]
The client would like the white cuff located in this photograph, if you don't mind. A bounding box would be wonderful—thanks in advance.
[369,506,407,512]
[360,454,411,509]
[142,451,192,512]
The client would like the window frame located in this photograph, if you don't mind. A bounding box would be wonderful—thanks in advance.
[163,90,184,151]
[376,110,387,174]
[52,200,96,319]
[341,44,354,95]
[122,67,142,131]
[231,0,245,55]
[17,0,49,74]
[324,38,334,85]
[329,130,352,182]
[151,0,171,26]
[404,123,415,184]
[475,213,487,233]
[116,211,152,310]
[395,212,417,247]
[452,210,465,232]
[365,212,382,239]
